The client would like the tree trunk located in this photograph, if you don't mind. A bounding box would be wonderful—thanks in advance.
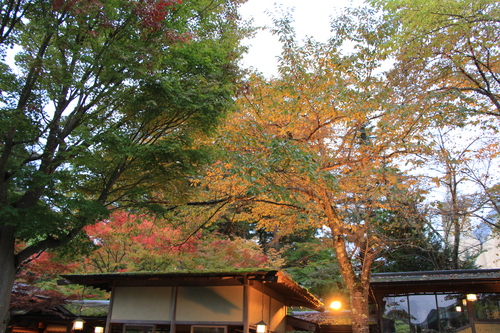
[350,288,370,333]
[321,192,371,333]
[0,225,16,333]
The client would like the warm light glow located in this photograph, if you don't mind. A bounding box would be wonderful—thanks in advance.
[72,318,85,331]
[95,327,104,333]
[256,321,267,333]
[455,306,462,312]
[466,294,477,302]
[330,301,342,310]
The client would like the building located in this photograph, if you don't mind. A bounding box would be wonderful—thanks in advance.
[9,300,108,333]
[370,269,500,333]
[476,237,500,269]
[58,270,323,333]
[11,269,500,333]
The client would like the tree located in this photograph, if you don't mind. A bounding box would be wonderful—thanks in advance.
[372,196,476,272]
[461,133,500,230]
[201,9,433,333]
[370,0,500,121]
[10,251,79,317]
[368,0,500,269]
[0,0,247,330]
[283,238,344,301]
[82,211,193,273]
[424,128,489,269]
[80,210,281,273]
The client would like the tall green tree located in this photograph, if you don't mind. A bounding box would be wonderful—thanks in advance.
[0,0,247,330]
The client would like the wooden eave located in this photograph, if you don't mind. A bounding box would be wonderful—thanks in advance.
[59,270,323,311]
[370,269,500,295]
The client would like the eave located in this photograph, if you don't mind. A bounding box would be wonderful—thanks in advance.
[370,268,500,294]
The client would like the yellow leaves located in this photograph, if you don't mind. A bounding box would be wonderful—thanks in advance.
[473,141,500,160]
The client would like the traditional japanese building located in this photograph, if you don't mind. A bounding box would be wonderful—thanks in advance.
[57,270,323,333]
[10,269,500,333]
[370,269,500,333]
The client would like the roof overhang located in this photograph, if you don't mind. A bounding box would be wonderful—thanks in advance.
[59,270,323,311]
[370,269,500,294]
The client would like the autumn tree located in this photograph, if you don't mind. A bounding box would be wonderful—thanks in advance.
[10,251,79,317]
[370,0,500,121]
[80,210,280,273]
[0,0,247,330]
[200,9,435,333]
[368,0,500,268]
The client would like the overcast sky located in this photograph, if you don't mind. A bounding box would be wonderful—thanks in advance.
[239,0,365,76]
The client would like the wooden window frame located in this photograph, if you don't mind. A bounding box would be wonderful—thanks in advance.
[190,325,227,333]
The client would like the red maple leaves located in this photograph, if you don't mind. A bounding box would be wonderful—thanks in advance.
[134,0,183,31]
[52,0,183,33]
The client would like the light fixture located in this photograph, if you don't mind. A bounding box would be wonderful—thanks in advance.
[73,286,86,331]
[330,301,341,310]
[256,320,267,333]
[94,327,104,333]
[466,294,477,302]
[72,317,85,331]
[256,280,267,333]
[455,306,462,312]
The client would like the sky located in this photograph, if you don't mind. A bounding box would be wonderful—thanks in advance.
[238,0,365,76]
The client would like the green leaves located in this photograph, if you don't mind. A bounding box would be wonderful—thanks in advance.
[371,0,500,121]
[0,0,247,272]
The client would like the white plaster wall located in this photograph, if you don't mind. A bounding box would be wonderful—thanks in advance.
[176,286,243,322]
[111,287,173,321]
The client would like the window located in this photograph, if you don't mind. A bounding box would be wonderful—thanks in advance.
[110,324,170,333]
[436,294,469,330]
[382,295,410,333]
[155,325,170,333]
[191,326,226,333]
[381,293,470,333]
[474,293,500,320]
[124,325,154,333]
[409,294,438,332]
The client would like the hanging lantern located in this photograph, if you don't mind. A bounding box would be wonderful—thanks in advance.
[466,294,477,302]
[256,320,267,333]
[72,317,85,331]
[94,327,104,333]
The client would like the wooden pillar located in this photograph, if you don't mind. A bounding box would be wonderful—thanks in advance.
[104,283,116,333]
[170,286,178,333]
[243,276,250,333]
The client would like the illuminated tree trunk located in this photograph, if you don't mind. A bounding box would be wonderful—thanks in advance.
[321,191,373,333]
[350,289,370,333]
